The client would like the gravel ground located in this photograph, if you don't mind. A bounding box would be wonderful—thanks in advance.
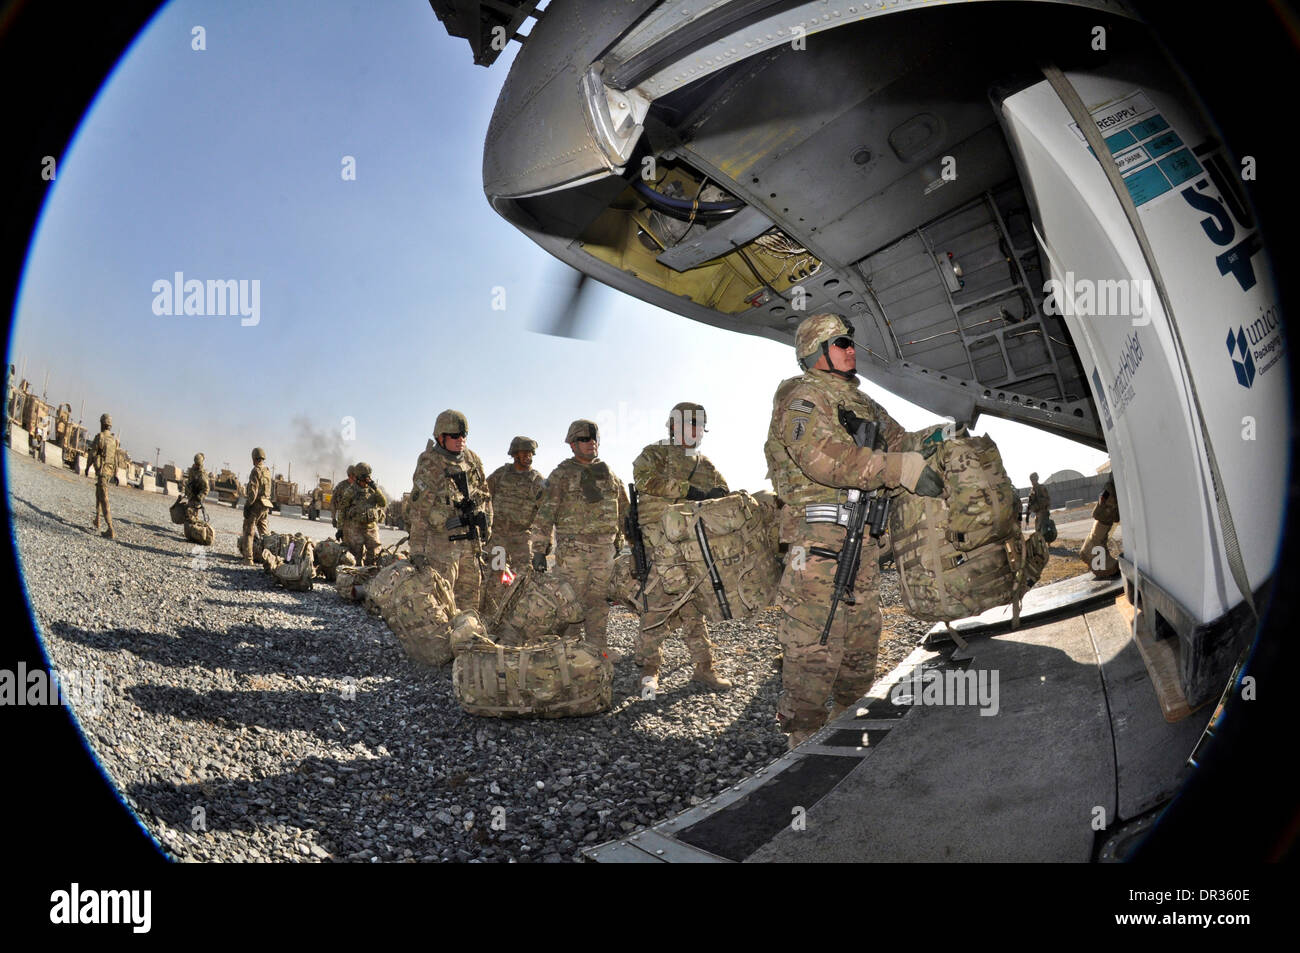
[8,448,1068,862]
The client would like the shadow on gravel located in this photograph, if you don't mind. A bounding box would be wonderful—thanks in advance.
[127,683,377,744]
[43,618,399,680]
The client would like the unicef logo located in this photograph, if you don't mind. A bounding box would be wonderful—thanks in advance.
[1226,326,1256,388]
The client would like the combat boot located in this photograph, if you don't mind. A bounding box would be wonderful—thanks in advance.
[690,662,733,690]
[103,527,115,540]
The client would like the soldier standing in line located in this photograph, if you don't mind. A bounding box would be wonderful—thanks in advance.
[409,410,492,611]
[765,313,944,748]
[632,402,732,692]
[87,413,119,539]
[239,447,273,564]
[184,453,210,521]
[341,461,387,566]
[332,465,356,534]
[528,419,629,658]
[485,436,546,573]
[1027,472,1052,535]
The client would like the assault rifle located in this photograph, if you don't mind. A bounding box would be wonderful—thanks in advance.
[816,411,892,645]
[445,468,488,542]
[694,517,732,620]
[625,483,650,612]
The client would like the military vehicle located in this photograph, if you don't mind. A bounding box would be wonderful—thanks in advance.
[270,474,299,512]
[386,493,409,531]
[214,469,242,507]
[305,477,333,521]
[49,403,88,473]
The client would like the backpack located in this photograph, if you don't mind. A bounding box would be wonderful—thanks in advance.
[257,533,292,568]
[335,564,381,601]
[889,432,1046,625]
[450,614,612,718]
[489,570,585,646]
[263,533,315,591]
[169,496,189,525]
[367,562,458,666]
[641,490,781,625]
[184,521,214,546]
[313,538,356,582]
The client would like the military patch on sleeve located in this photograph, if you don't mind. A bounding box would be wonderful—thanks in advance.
[790,416,808,442]
[789,398,815,414]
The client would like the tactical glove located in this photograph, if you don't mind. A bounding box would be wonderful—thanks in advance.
[913,465,945,498]
[685,486,708,501]
[705,487,727,499]
[892,451,930,492]
[531,552,548,573]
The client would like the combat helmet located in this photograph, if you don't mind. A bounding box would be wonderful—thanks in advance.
[252,447,266,462]
[1030,472,1039,483]
[666,401,707,434]
[795,312,856,373]
[194,453,204,466]
[508,436,538,455]
[99,413,112,430]
[435,409,468,438]
[354,462,372,478]
[565,419,598,443]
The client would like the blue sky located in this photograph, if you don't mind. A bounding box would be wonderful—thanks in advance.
[10,0,1106,496]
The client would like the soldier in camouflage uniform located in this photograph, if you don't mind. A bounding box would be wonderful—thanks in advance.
[332,465,356,531]
[340,461,387,566]
[485,436,546,574]
[87,413,118,539]
[766,314,944,748]
[632,402,732,691]
[409,410,492,612]
[184,453,210,523]
[529,419,629,657]
[1027,472,1052,535]
[239,447,273,564]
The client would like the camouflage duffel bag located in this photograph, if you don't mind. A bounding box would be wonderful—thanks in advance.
[490,570,584,646]
[451,621,613,718]
[168,496,189,525]
[367,562,457,666]
[263,533,315,591]
[363,559,411,617]
[935,435,1019,552]
[335,564,381,601]
[184,520,214,546]
[652,490,782,623]
[890,498,1049,625]
[313,538,356,582]
[889,495,1016,622]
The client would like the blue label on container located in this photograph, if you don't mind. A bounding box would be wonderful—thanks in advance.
[1158,148,1201,186]
[1145,130,1184,158]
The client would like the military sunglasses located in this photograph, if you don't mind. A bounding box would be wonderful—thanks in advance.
[830,336,856,349]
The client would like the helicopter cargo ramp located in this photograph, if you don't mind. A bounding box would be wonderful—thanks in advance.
[583,575,1211,863]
